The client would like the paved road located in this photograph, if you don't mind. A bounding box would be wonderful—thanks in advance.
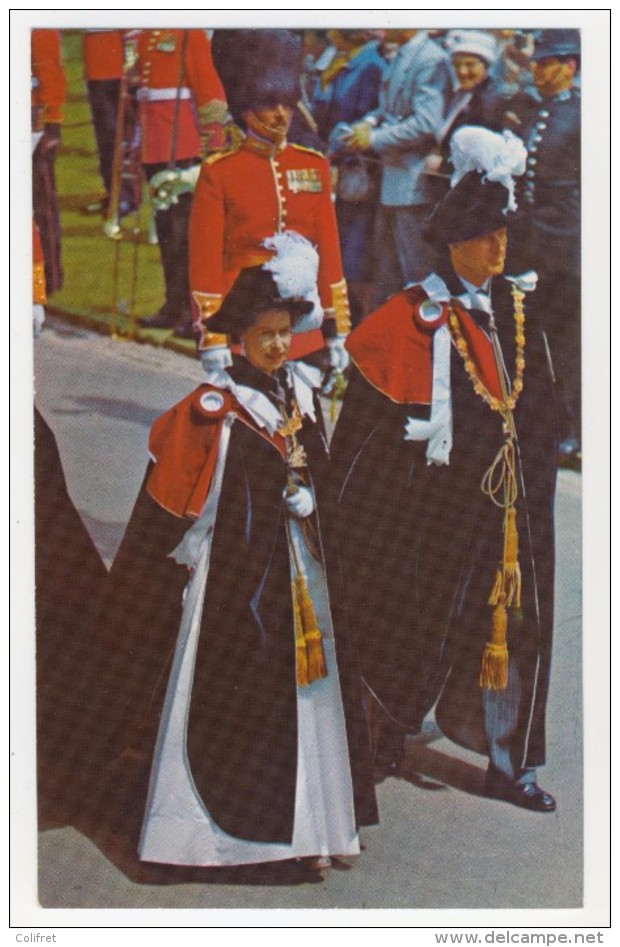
[17,318,594,920]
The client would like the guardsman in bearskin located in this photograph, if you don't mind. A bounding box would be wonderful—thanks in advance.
[331,126,558,813]
[31,28,67,296]
[134,29,233,338]
[507,29,581,468]
[189,29,351,384]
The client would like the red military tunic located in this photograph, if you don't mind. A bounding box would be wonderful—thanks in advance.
[136,28,226,165]
[83,29,125,81]
[31,29,67,128]
[189,135,351,355]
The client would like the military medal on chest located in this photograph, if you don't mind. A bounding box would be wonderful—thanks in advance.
[286,168,323,194]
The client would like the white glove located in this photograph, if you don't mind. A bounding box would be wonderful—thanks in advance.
[200,345,233,375]
[284,486,315,519]
[404,414,452,466]
[149,166,201,211]
[323,336,350,395]
[33,304,45,338]
[327,335,350,373]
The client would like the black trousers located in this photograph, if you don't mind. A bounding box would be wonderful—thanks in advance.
[87,79,121,198]
[87,79,139,213]
[144,160,196,323]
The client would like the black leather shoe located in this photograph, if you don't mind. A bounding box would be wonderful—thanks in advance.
[486,776,557,812]
[137,311,177,330]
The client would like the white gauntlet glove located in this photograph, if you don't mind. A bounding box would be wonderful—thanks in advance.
[149,165,201,211]
[323,336,350,395]
[200,346,233,376]
[327,335,350,372]
[284,486,315,519]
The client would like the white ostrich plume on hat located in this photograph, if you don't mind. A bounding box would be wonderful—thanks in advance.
[449,126,527,212]
[262,231,323,333]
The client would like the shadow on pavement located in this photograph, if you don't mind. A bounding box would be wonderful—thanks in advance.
[38,757,325,891]
[399,741,488,798]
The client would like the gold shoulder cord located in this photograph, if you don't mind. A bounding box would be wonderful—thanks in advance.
[447,283,526,691]
[277,399,327,687]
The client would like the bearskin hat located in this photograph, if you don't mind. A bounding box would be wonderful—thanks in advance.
[211,29,303,128]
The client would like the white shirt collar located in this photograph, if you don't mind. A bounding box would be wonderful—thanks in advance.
[457,277,493,315]
[459,276,490,296]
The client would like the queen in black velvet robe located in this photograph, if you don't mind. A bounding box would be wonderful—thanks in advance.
[96,300,377,865]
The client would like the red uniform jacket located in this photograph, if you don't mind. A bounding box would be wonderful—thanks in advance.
[83,29,125,82]
[189,137,350,355]
[136,28,225,165]
[31,29,67,127]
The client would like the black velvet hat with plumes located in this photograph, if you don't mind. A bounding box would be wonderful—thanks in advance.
[425,171,512,246]
[211,29,303,128]
[208,266,313,337]
[424,126,528,245]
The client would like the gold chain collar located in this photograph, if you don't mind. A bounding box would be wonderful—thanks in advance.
[447,283,526,414]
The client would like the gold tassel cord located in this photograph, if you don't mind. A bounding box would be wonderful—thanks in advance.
[284,471,328,688]
[480,422,519,510]
[292,573,327,686]
[449,289,528,692]
[479,597,509,690]
[329,371,348,423]
[502,506,522,609]
[306,630,328,682]
[293,580,310,687]
[294,573,328,683]
[477,429,522,690]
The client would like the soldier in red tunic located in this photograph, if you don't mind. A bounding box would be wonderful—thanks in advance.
[133,29,232,338]
[189,29,351,379]
[82,29,137,217]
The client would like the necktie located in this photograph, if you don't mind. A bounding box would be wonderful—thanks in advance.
[457,290,493,315]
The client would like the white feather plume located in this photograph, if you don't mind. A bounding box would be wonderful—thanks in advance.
[449,126,527,212]
[262,231,324,333]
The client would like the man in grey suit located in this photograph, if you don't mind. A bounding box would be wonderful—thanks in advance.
[341,29,452,304]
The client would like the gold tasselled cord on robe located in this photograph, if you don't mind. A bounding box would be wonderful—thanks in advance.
[278,398,328,687]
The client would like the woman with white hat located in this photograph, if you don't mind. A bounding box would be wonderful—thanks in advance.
[425,29,510,197]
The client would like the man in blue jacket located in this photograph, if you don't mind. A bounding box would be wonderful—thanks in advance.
[340,29,452,305]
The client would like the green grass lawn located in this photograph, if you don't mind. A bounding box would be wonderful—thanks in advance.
[49,31,187,346]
